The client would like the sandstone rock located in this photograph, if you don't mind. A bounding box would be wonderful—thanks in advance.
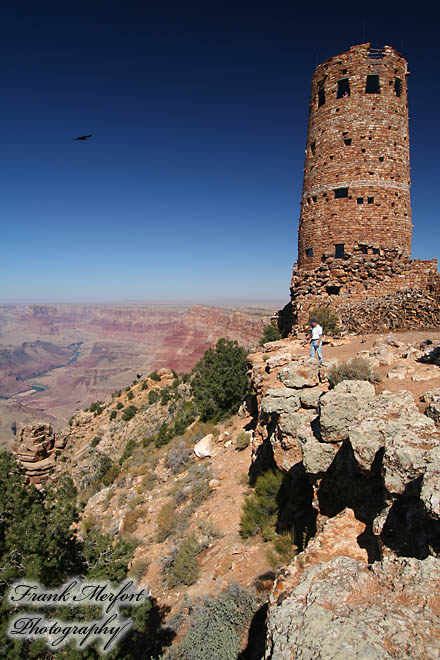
[265,352,297,371]
[12,423,60,483]
[278,361,320,389]
[265,555,440,660]
[193,434,214,459]
[319,380,375,443]
[421,449,440,520]
[412,365,439,381]
[386,365,409,379]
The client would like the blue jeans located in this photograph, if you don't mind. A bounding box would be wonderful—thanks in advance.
[310,340,322,364]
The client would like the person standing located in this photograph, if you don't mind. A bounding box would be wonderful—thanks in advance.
[308,318,323,365]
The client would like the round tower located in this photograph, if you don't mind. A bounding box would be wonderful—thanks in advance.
[297,43,412,270]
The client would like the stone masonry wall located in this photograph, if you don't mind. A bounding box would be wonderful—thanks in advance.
[298,43,412,270]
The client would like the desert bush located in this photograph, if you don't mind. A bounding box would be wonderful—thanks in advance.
[89,401,104,416]
[128,556,149,582]
[120,437,136,465]
[122,405,137,422]
[166,441,193,474]
[191,338,250,422]
[160,386,172,406]
[259,320,281,345]
[127,390,134,401]
[308,305,339,336]
[155,422,171,448]
[149,370,161,382]
[266,532,297,569]
[235,431,250,451]
[141,471,157,491]
[148,389,159,404]
[328,357,381,388]
[109,410,117,420]
[157,501,176,542]
[165,534,201,588]
[122,506,148,534]
[197,519,223,540]
[116,402,124,410]
[90,436,100,448]
[163,583,257,660]
[240,469,284,538]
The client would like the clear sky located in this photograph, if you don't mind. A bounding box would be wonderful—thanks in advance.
[1,2,439,303]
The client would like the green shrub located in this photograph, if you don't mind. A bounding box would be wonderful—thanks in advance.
[89,401,104,416]
[122,405,137,422]
[240,469,284,538]
[191,338,250,422]
[155,422,171,448]
[266,532,297,569]
[125,386,131,392]
[328,357,381,388]
[149,370,161,382]
[163,583,257,660]
[259,320,282,345]
[141,380,148,390]
[160,386,172,406]
[128,556,149,582]
[109,410,117,420]
[157,501,176,542]
[235,431,250,451]
[141,471,157,491]
[90,436,100,448]
[308,305,339,336]
[148,389,159,404]
[116,402,124,410]
[127,390,134,401]
[120,437,136,464]
[166,534,201,588]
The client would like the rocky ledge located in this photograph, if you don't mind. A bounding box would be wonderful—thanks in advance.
[247,337,440,658]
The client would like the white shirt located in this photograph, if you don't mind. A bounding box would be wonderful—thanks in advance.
[311,324,323,341]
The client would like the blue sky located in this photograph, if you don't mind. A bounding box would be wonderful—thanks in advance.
[1,2,439,303]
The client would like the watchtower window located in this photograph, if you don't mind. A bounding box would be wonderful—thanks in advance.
[318,88,326,107]
[357,197,364,204]
[366,75,380,94]
[337,78,350,98]
[334,187,348,199]
[394,77,402,97]
[367,196,374,204]
[344,138,352,146]
[306,248,314,258]
[334,244,345,259]
[310,141,316,154]
[326,285,341,295]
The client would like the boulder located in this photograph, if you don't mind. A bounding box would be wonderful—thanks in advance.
[265,555,440,660]
[425,402,440,427]
[299,388,323,409]
[420,388,440,404]
[261,388,301,416]
[319,380,375,443]
[193,433,214,459]
[297,425,339,474]
[278,360,320,389]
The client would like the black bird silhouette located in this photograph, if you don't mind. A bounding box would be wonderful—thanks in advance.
[73,134,93,141]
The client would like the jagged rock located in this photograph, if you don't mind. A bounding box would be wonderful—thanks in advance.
[299,388,323,409]
[261,388,301,416]
[265,555,440,660]
[421,388,440,403]
[426,402,440,427]
[319,380,375,443]
[297,424,339,474]
[387,365,409,379]
[265,352,297,371]
[12,424,61,483]
[193,433,214,458]
[278,360,320,389]
[421,449,440,520]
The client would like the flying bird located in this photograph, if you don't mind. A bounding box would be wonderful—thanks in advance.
[73,134,93,141]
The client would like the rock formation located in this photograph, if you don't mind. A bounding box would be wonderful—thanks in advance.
[247,336,440,658]
[12,423,65,483]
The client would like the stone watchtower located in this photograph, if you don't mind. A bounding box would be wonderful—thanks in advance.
[298,43,412,270]
[282,43,440,332]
